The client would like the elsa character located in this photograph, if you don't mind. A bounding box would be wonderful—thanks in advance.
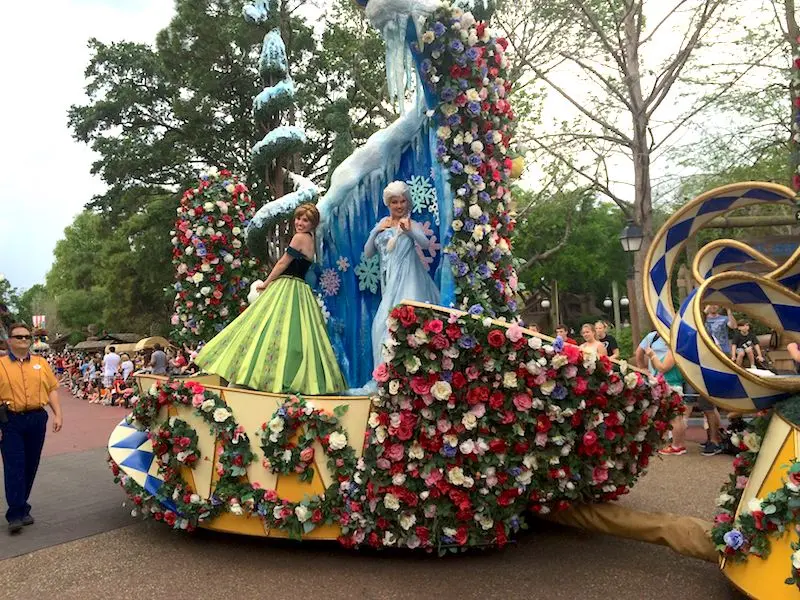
[365,181,440,369]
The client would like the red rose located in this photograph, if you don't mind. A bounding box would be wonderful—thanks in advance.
[430,333,450,350]
[489,391,505,409]
[452,372,467,389]
[445,324,462,340]
[312,509,323,524]
[164,511,178,526]
[583,431,598,446]
[512,393,532,412]
[423,319,443,334]
[536,414,552,433]
[488,439,507,454]
[497,488,519,507]
[467,386,490,405]
[572,377,588,395]
[487,330,506,348]
[454,526,469,546]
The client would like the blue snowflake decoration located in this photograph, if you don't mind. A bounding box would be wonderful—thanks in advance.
[320,268,341,297]
[406,175,439,225]
[355,252,381,294]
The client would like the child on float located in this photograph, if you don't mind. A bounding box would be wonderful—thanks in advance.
[194,203,346,395]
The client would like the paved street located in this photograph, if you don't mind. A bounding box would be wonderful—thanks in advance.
[0,389,745,600]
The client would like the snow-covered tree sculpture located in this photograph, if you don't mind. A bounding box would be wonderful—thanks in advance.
[243,0,318,263]
[170,168,261,345]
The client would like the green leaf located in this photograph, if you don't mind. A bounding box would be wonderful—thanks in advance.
[333,404,349,418]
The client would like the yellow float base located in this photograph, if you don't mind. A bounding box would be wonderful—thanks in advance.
[722,413,800,599]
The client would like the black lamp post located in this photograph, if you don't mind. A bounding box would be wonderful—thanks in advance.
[619,219,645,345]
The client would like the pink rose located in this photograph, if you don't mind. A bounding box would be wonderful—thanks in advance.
[299,446,315,462]
[512,393,532,412]
[386,443,405,462]
[410,376,432,396]
[506,323,523,343]
[373,363,390,383]
[592,466,609,484]
[466,365,480,381]
[736,476,748,489]
[192,393,205,408]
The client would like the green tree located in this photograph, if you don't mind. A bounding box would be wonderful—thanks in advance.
[514,188,629,306]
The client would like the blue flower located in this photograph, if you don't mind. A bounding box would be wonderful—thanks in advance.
[485,132,495,143]
[510,517,520,532]
[441,87,457,102]
[468,304,484,315]
[450,160,464,175]
[449,39,464,53]
[470,174,484,187]
[491,248,502,261]
[459,335,477,349]
[468,101,482,115]
[479,191,491,203]
[723,530,745,550]
[447,114,461,126]
[433,22,446,36]
[455,261,469,277]
[495,280,504,292]
[479,214,489,225]
[442,444,457,458]
[508,299,518,312]
[459,79,469,90]
[421,59,432,74]
[478,264,491,278]
[464,219,475,232]
[553,336,564,352]
[509,467,522,477]
[552,385,567,400]
[455,55,467,67]
[454,206,463,217]
[466,47,480,61]
[468,153,483,166]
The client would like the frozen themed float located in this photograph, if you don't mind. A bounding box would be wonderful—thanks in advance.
[105,3,800,595]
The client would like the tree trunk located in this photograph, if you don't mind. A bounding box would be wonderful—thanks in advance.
[624,2,654,340]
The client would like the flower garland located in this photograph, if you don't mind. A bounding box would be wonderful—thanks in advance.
[791,37,800,193]
[110,381,358,539]
[338,305,682,551]
[260,396,355,484]
[710,410,800,589]
[171,167,261,345]
[416,4,519,316]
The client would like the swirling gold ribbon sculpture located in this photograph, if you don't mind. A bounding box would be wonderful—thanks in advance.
[643,182,800,412]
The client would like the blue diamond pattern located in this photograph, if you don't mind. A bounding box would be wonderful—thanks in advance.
[675,321,700,364]
[120,450,155,473]
[779,272,800,291]
[745,188,784,201]
[144,474,164,497]
[679,290,696,317]
[713,247,756,269]
[773,304,800,333]
[650,256,668,294]
[697,196,737,216]
[111,430,150,450]
[665,218,695,252]
[718,282,771,305]
[753,393,790,410]
[701,366,747,399]
[656,300,672,328]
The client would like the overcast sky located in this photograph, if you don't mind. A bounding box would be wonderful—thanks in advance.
[0,0,779,292]
[0,0,175,290]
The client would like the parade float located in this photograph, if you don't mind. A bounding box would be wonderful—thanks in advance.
[105,0,800,596]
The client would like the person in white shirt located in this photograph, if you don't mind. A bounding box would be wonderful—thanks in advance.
[120,353,135,381]
[102,347,121,388]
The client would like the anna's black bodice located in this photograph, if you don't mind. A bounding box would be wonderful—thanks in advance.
[283,246,313,280]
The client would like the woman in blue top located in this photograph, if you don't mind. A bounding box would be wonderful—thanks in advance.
[364,181,440,369]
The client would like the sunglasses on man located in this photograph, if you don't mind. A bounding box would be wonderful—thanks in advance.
[9,335,32,340]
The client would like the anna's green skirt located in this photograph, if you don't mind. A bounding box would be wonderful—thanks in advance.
[194,276,346,394]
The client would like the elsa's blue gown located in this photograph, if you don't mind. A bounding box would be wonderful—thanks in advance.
[365,221,440,368]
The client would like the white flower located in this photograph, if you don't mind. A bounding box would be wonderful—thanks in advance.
[295,505,310,522]
[404,355,421,373]
[502,372,518,389]
[743,432,761,452]
[477,513,494,530]
[389,379,401,395]
[200,399,215,412]
[448,466,466,486]
[792,549,800,570]
[716,492,735,507]
[383,531,397,546]
[408,443,424,460]
[551,354,568,369]
[468,204,482,219]
[746,498,763,514]
[624,372,639,389]
[399,512,417,530]
[268,416,285,434]
[328,431,348,450]
[213,408,231,423]
[192,272,204,284]
[459,439,476,454]
[224,254,234,264]
[204,202,215,212]
[384,493,401,511]
[461,413,477,430]
[528,336,542,350]
[540,380,556,395]
[431,380,452,401]
[392,473,406,486]
[230,503,244,516]
[452,219,464,231]
[232,226,241,235]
